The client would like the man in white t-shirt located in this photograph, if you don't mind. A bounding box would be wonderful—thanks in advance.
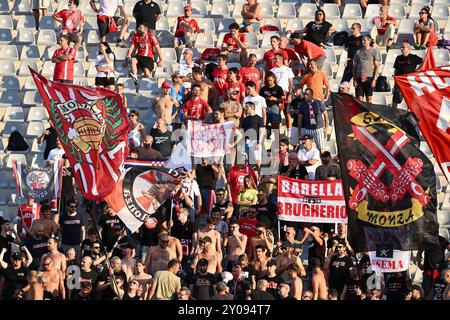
[243,81,267,126]
[297,135,321,180]
[181,176,202,221]
[90,0,130,45]
[177,49,198,81]
[47,139,66,166]
[270,53,294,98]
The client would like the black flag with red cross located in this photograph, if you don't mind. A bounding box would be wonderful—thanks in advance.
[332,93,439,259]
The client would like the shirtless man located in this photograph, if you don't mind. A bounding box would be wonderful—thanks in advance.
[153,81,179,127]
[311,257,328,300]
[130,259,152,300]
[192,218,222,257]
[37,256,66,300]
[241,0,262,33]
[41,237,67,275]
[121,244,136,281]
[138,135,164,160]
[226,221,248,271]
[191,66,216,108]
[248,223,273,262]
[159,229,183,262]
[250,244,269,289]
[287,263,303,300]
[275,241,305,281]
[145,233,177,276]
[190,236,221,274]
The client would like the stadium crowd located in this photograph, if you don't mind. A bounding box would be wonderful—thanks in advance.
[0,0,449,301]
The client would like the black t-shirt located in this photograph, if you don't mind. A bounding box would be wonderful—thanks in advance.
[98,214,125,250]
[432,276,447,300]
[100,270,128,300]
[345,35,363,60]
[423,236,449,271]
[81,239,93,258]
[328,255,354,293]
[191,272,217,300]
[343,278,363,300]
[213,200,232,221]
[228,278,251,300]
[358,254,374,293]
[150,128,173,158]
[326,235,346,248]
[262,274,284,299]
[171,218,194,257]
[61,167,75,197]
[304,21,333,46]
[59,212,85,246]
[140,206,167,247]
[196,165,216,190]
[2,265,28,300]
[307,236,326,267]
[251,290,275,300]
[385,276,408,300]
[0,234,14,263]
[394,54,423,76]
[259,85,284,114]
[71,293,92,301]
[133,0,162,30]
[123,292,140,300]
[71,269,98,297]
[315,164,341,180]
[289,97,305,128]
[242,114,264,142]
[284,165,308,180]
[253,202,278,231]
[43,126,58,160]
[24,236,49,270]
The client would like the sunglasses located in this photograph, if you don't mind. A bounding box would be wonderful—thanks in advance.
[256,230,264,234]
[92,246,100,249]
[70,205,77,208]
[337,246,344,249]
[160,240,169,243]
[217,193,225,196]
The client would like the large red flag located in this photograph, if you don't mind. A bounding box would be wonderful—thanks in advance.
[420,47,436,71]
[30,68,130,200]
[395,66,450,183]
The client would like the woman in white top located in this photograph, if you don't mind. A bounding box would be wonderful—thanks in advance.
[95,42,116,91]
[128,110,145,149]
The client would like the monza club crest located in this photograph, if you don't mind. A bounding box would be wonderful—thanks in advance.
[26,170,50,190]
[346,112,433,228]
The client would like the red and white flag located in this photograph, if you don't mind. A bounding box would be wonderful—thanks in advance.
[395,66,450,183]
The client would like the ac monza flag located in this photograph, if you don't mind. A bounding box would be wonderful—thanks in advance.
[12,160,62,202]
[104,166,182,233]
[332,93,439,254]
[30,68,130,200]
[395,65,450,183]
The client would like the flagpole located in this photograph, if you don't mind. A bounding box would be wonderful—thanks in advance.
[277,221,281,243]
[168,193,175,237]
[87,208,122,300]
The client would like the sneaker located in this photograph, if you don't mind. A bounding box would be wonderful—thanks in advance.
[129,72,138,82]
[117,39,126,48]
[414,44,421,50]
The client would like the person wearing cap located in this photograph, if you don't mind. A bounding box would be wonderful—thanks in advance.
[174,5,202,48]
[144,233,177,276]
[290,32,326,71]
[132,0,162,36]
[315,151,341,181]
[191,236,222,274]
[338,81,351,94]
[261,259,284,298]
[0,247,32,299]
[16,198,41,240]
[189,257,217,300]
[153,81,179,130]
[353,35,381,103]
[183,83,213,122]
[211,281,234,300]
[177,49,199,80]
[342,23,363,83]
[222,23,248,65]
[124,23,163,83]
[241,0,262,33]
[298,87,328,155]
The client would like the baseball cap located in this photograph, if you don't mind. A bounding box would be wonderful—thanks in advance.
[267,259,277,267]
[11,252,21,260]
[162,81,171,89]
[198,258,209,266]
[290,32,302,39]
[184,4,192,10]
[301,134,314,140]
[339,81,351,89]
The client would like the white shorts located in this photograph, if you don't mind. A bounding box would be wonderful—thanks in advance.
[246,141,262,164]
[32,0,50,10]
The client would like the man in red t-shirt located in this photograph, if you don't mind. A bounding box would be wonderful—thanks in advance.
[16,198,41,238]
[221,22,248,65]
[263,35,288,80]
[125,24,164,81]
[184,83,212,122]
[52,35,79,83]
[369,5,396,48]
[290,32,326,71]
[227,163,257,204]
[174,4,203,48]
[212,54,229,105]
[53,0,85,46]
[239,53,261,91]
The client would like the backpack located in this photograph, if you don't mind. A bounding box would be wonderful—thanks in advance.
[375,76,391,92]
[7,130,29,151]
[333,31,348,46]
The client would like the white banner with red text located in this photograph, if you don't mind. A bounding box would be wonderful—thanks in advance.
[187,120,235,157]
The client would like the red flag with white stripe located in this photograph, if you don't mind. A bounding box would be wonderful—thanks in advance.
[30,68,130,200]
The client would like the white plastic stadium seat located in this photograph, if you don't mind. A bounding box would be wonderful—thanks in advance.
[260,3,274,19]
[0,45,19,61]
[23,90,43,106]
[232,2,245,18]
[40,16,58,30]
[27,107,48,122]
[166,2,185,18]
[298,3,317,18]
[2,122,27,137]
[0,61,16,76]
[41,61,55,78]
[276,3,296,19]
[20,45,41,61]
[197,18,216,33]
[388,3,407,19]
[432,3,450,19]
[342,4,363,19]
[264,19,282,30]
[18,60,40,77]
[285,19,304,32]
[12,0,32,15]
[3,106,24,122]
[0,0,11,14]
[26,122,46,138]
[323,3,341,19]
[0,15,13,29]
[16,29,35,45]
[16,15,36,30]
[194,31,215,48]
[37,30,57,46]
[210,1,230,18]
[5,154,27,170]
[191,1,208,17]
[364,4,381,19]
